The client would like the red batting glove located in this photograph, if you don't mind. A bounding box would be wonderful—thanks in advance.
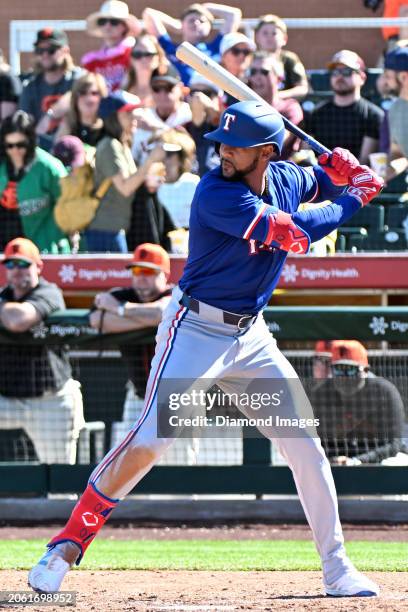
[318,147,360,186]
[346,165,384,206]
[268,211,310,255]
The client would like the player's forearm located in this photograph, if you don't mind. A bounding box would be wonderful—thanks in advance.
[292,194,361,243]
[311,165,345,202]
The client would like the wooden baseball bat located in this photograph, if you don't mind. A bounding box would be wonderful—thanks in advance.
[176,42,331,156]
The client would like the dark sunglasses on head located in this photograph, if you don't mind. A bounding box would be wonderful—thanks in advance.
[35,46,59,56]
[330,67,357,78]
[3,259,31,269]
[249,67,270,77]
[230,47,251,57]
[331,364,360,377]
[152,83,174,94]
[131,50,158,60]
[5,141,28,150]
[97,17,123,27]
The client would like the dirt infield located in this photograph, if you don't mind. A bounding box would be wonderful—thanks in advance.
[2,569,408,611]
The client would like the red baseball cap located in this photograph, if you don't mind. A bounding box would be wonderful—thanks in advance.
[127,243,170,276]
[314,340,333,357]
[331,340,368,367]
[2,237,41,265]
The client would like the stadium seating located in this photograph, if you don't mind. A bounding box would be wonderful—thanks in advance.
[349,229,407,251]
[386,203,408,230]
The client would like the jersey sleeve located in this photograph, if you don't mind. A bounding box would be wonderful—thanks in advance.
[26,284,65,318]
[158,33,177,56]
[196,178,279,245]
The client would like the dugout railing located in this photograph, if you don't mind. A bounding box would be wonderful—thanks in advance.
[0,307,407,496]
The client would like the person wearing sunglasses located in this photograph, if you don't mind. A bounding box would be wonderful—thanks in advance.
[19,28,82,135]
[143,3,242,86]
[254,14,308,101]
[54,72,108,147]
[90,242,172,400]
[247,52,304,159]
[0,237,84,464]
[85,91,165,253]
[131,66,192,165]
[81,1,142,93]
[123,35,166,108]
[305,50,384,164]
[0,111,70,253]
[309,340,405,466]
[219,33,256,107]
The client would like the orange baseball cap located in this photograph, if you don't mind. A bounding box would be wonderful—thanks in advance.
[314,340,333,357]
[3,237,41,265]
[331,340,368,367]
[127,243,170,276]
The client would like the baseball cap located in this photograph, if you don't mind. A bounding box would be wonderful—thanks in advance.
[384,47,408,71]
[53,136,86,169]
[34,28,68,48]
[126,243,170,275]
[2,238,41,265]
[151,65,182,86]
[331,340,368,367]
[314,340,333,357]
[98,91,141,119]
[255,14,287,35]
[220,33,256,57]
[181,3,214,24]
[328,50,365,72]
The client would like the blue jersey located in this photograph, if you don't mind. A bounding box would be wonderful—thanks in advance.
[180,161,360,314]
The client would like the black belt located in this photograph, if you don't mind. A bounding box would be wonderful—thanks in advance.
[180,293,256,330]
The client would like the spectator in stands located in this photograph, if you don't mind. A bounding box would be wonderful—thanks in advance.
[247,52,303,159]
[54,72,108,147]
[254,14,308,100]
[82,0,142,93]
[305,50,384,164]
[220,33,256,107]
[0,237,84,464]
[85,91,165,252]
[381,0,408,50]
[0,50,21,124]
[0,111,70,253]
[123,35,167,108]
[310,340,405,464]
[142,3,242,85]
[131,66,192,163]
[19,29,82,138]
[186,72,221,176]
[384,47,408,181]
[90,243,173,420]
[307,340,333,392]
[157,133,200,229]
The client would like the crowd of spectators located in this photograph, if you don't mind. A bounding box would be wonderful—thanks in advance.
[0,0,405,256]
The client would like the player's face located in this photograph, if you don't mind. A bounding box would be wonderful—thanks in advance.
[219,144,262,180]
[131,269,167,302]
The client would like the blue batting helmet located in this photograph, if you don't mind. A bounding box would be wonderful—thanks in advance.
[204,100,285,153]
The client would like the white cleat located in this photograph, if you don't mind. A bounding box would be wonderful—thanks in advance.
[324,569,380,597]
[28,550,71,593]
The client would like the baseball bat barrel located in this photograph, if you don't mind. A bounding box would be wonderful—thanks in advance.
[176,42,331,156]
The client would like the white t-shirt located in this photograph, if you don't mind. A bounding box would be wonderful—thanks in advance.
[157,172,200,228]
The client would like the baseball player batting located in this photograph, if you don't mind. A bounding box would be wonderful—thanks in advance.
[29,101,383,597]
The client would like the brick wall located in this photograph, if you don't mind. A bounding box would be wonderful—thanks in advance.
[0,1,385,72]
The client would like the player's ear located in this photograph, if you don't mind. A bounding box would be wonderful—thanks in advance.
[261,144,276,162]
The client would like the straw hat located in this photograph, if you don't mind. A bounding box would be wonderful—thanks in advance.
[87,1,140,37]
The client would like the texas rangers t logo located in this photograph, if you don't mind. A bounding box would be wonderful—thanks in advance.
[223,113,236,131]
